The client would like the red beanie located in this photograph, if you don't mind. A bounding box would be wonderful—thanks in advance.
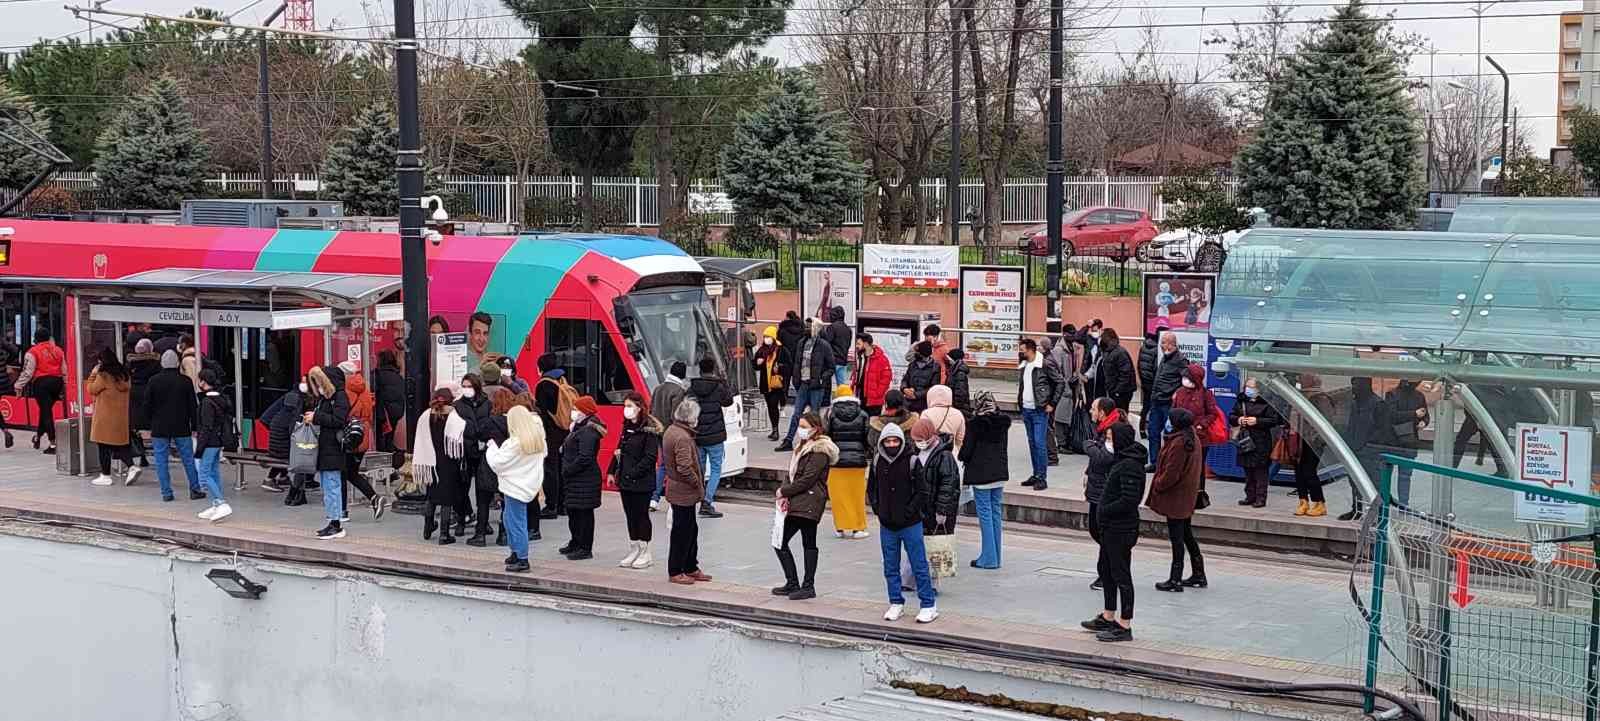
[575,395,599,417]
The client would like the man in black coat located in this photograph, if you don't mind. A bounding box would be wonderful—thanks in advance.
[146,350,202,503]
[534,353,572,519]
[372,350,406,452]
[776,311,807,372]
[1136,328,1163,436]
[822,305,852,387]
[1086,328,1137,412]
[777,319,834,452]
[1144,331,1187,472]
[688,356,735,518]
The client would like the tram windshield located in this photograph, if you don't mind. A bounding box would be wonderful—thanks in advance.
[625,286,729,384]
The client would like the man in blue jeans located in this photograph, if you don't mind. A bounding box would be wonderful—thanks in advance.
[776,319,834,453]
[1017,338,1063,490]
[867,423,938,623]
[688,357,735,518]
[145,350,201,502]
[1145,332,1186,473]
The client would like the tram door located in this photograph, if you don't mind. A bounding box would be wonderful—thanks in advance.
[209,328,300,446]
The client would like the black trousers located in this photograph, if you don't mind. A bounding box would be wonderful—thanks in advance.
[31,376,64,442]
[1243,465,1270,502]
[620,490,653,542]
[567,508,595,552]
[542,449,564,514]
[458,456,480,520]
[1294,443,1325,503]
[341,452,377,516]
[472,465,498,537]
[1165,517,1204,582]
[668,503,700,576]
[763,391,783,430]
[97,442,132,473]
[1098,529,1137,620]
[777,515,819,585]
[1087,500,1103,581]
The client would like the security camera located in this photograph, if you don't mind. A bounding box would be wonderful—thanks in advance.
[420,195,449,222]
[425,229,443,246]
[1210,359,1232,380]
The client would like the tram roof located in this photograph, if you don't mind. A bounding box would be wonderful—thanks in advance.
[0,268,401,310]
[1213,228,1600,358]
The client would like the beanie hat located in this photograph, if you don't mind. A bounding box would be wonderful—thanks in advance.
[431,387,456,405]
[947,347,965,361]
[574,395,599,417]
[834,384,853,399]
[669,360,688,379]
[160,350,180,369]
[910,417,939,444]
[479,359,502,385]
[914,341,932,358]
[135,338,154,354]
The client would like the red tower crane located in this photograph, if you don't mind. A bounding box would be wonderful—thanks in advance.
[283,0,314,31]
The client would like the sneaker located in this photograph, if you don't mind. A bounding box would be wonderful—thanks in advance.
[1089,578,1104,591]
[1080,615,1119,632]
[850,530,871,540]
[788,586,817,601]
[1143,464,1156,474]
[915,607,939,624]
[198,506,218,521]
[190,490,207,501]
[316,523,345,540]
[834,529,846,539]
[1096,626,1133,643]
[698,503,723,519]
[91,474,114,487]
[259,479,286,493]
[209,504,233,523]
[883,604,905,621]
[372,496,389,521]
[124,467,142,486]
[505,558,530,573]
[42,446,56,455]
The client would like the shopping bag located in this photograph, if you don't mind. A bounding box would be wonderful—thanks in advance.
[770,503,787,550]
[1271,430,1301,465]
[1205,410,1229,446]
[1069,406,1094,451]
[288,422,320,475]
[924,534,958,579]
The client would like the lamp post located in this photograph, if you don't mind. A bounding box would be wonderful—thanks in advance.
[1044,0,1064,329]
[395,0,430,427]
[1425,102,1457,206]
[1486,55,1510,195]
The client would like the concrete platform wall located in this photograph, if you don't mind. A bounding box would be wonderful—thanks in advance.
[0,525,1345,721]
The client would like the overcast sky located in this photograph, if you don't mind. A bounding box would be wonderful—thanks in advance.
[0,0,1580,152]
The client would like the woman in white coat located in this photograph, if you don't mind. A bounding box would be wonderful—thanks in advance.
[487,406,547,573]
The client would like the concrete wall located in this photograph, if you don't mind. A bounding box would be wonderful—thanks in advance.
[0,526,1337,721]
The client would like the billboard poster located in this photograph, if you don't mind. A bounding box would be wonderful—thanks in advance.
[799,263,860,326]
[959,266,1025,368]
[863,244,960,289]
[1142,271,1215,335]
[1514,423,1594,527]
[864,325,913,385]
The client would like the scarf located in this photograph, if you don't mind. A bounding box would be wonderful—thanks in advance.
[1095,408,1123,435]
[412,408,466,488]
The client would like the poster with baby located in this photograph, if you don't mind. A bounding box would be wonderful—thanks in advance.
[1141,272,1215,335]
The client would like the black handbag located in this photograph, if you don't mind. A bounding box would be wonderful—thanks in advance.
[1195,488,1211,511]
[1232,427,1257,455]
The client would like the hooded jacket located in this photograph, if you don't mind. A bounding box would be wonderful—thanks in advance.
[821,306,852,362]
[345,372,375,454]
[867,424,922,531]
[959,411,1011,486]
[919,385,966,449]
[453,384,493,460]
[1171,363,1219,437]
[790,326,836,390]
[146,361,198,439]
[487,436,546,504]
[373,361,406,440]
[914,434,961,533]
[782,435,837,522]
[612,414,664,493]
[196,390,236,451]
[900,352,941,412]
[1098,422,1148,533]
[1082,407,1124,503]
[307,367,352,471]
[945,356,971,412]
[263,388,303,461]
[650,376,688,430]
[1099,341,1137,408]
[867,407,920,450]
[688,374,735,446]
[776,314,808,371]
[663,417,703,506]
[560,415,608,510]
[851,344,893,408]
[754,327,787,394]
[824,393,870,467]
[1147,425,1204,520]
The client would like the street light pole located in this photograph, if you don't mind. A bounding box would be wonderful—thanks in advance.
[395,0,430,429]
[1486,55,1509,195]
[948,0,963,248]
[258,3,288,200]
[1044,0,1064,328]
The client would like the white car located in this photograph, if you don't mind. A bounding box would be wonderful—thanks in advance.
[1146,208,1270,272]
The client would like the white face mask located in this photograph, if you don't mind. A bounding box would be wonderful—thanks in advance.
[796,427,812,441]
[570,409,584,424]
[763,337,774,345]
[915,439,932,451]
[503,367,514,379]
[298,382,308,394]
[623,406,638,420]
[1104,440,1115,453]
[462,387,476,399]
[1089,331,1102,340]
[1181,377,1196,389]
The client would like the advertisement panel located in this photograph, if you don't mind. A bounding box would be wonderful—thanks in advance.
[1514,423,1595,527]
[863,244,959,288]
[1141,271,1215,336]
[799,263,860,326]
[958,266,1025,368]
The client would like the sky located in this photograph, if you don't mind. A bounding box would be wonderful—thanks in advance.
[0,0,1582,152]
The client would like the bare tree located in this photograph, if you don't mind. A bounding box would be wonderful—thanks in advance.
[1416,77,1532,194]
[473,60,551,221]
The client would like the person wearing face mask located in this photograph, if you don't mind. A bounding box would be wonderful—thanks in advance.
[910,418,960,584]
[413,388,467,544]
[688,356,736,518]
[1137,328,1164,436]
[559,396,606,560]
[454,373,495,544]
[900,341,941,414]
[1081,397,1123,591]
[753,327,788,441]
[535,354,573,519]
[774,412,836,600]
[1147,407,1206,592]
[495,355,531,395]
[824,384,871,539]
[1171,362,1220,449]
[1078,319,1106,398]
[1344,377,1382,521]
[778,318,835,452]
[306,366,352,539]
[664,397,711,584]
[1082,421,1145,642]
[1086,328,1136,412]
[961,391,1011,569]
[868,423,938,624]
[609,392,662,569]
[339,362,388,523]
[1228,377,1282,508]
[649,360,690,510]
[261,375,306,496]
[1144,332,1188,473]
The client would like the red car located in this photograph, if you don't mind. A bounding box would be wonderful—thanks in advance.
[1018,206,1160,260]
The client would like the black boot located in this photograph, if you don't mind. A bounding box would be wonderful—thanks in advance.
[789,546,818,600]
[772,547,799,595]
[466,531,487,547]
[423,501,438,540]
[495,523,508,547]
[438,509,456,545]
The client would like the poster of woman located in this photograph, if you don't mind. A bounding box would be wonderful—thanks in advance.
[799,263,860,326]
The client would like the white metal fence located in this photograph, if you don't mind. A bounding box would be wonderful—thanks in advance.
[46,171,1188,227]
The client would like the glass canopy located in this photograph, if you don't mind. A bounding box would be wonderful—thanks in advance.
[1213,229,1600,357]
[1446,197,1600,236]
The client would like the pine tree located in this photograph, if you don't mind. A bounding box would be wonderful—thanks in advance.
[0,80,54,193]
[719,73,865,281]
[92,75,211,209]
[1235,0,1423,229]
[321,103,400,216]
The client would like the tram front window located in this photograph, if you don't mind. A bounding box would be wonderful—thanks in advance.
[627,287,728,382]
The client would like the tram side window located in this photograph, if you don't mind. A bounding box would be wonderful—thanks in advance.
[545,318,634,403]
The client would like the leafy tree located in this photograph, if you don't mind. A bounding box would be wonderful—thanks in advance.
[1158,176,1250,237]
[320,103,404,216]
[1236,0,1423,229]
[719,74,865,282]
[93,76,212,209]
[1565,106,1600,190]
[1500,155,1579,197]
[4,38,132,166]
[0,80,54,193]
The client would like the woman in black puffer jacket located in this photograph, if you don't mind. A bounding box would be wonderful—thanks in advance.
[560,395,606,560]
[959,391,1010,569]
[823,384,870,538]
[1080,397,1123,589]
[1085,421,1146,644]
[453,373,495,541]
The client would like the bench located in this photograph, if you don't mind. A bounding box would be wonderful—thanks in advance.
[223,449,286,492]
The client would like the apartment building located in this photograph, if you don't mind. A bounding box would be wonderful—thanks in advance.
[1558,6,1599,144]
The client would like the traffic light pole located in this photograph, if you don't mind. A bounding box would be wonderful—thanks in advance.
[1044,0,1065,330]
[395,0,430,429]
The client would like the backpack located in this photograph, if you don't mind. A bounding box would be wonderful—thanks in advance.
[338,417,366,454]
[541,376,579,430]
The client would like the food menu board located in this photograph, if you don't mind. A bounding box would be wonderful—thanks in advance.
[959,266,1025,368]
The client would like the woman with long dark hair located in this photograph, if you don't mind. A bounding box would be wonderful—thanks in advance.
[611,391,661,569]
[87,347,137,486]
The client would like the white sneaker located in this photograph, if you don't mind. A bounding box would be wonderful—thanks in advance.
[884,604,905,621]
[916,606,940,624]
[91,474,114,487]
[209,504,233,523]
[649,500,660,512]
[631,542,653,569]
[851,530,871,539]
[618,541,642,568]
[198,506,218,521]
[834,529,846,538]
[124,466,142,486]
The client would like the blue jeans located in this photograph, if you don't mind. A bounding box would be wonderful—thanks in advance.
[151,436,200,500]
[504,497,530,560]
[1146,401,1171,467]
[653,461,666,503]
[1395,465,1415,506]
[196,447,225,507]
[881,524,937,607]
[833,364,849,387]
[319,469,343,522]
[785,385,826,443]
[699,443,725,504]
[1021,407,1050,479]
[972,486,1004,568]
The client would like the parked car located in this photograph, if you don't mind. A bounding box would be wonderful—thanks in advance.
[1017,206,1159,260]
[1146,208,1271,272]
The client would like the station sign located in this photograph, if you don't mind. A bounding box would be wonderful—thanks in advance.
[1513,423,1595,527]
[90,304,334,330]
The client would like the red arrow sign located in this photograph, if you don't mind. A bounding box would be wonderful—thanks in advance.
[1451,552,1475,609]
